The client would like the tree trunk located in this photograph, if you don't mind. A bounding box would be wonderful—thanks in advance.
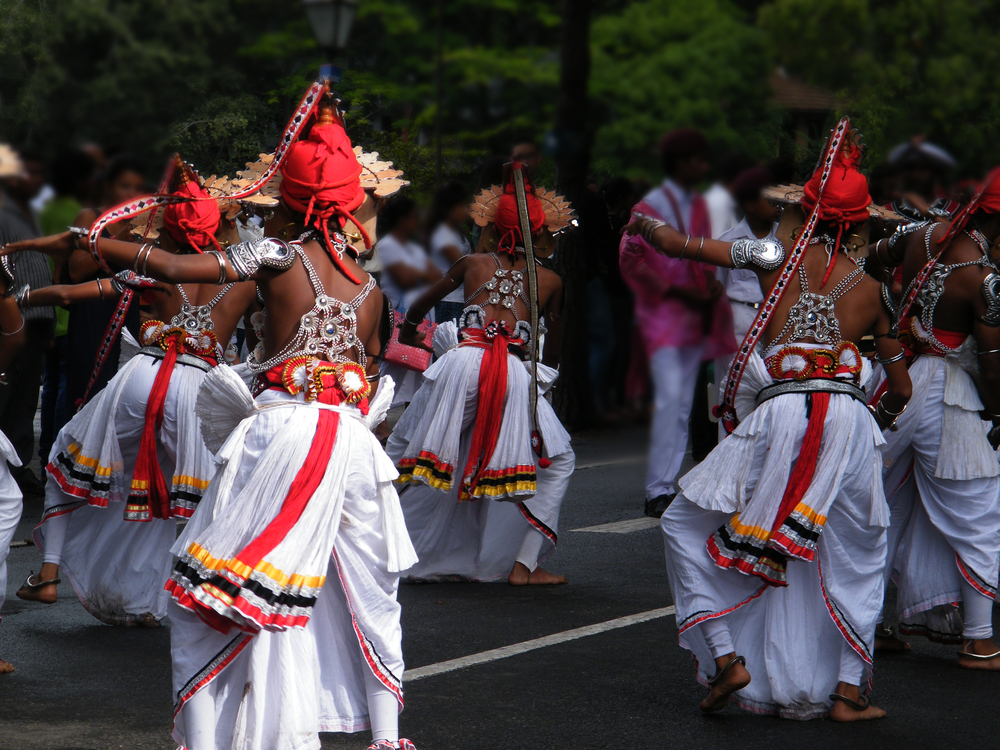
[552,0,594,430]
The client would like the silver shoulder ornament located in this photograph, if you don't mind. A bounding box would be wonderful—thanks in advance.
[887,220,932,251]
[225,237,297,281]
[729,237,785,270]
[981,272,1000,326]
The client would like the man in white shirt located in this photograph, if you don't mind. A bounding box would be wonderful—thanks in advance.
[713,167,781,431]
[620,129,736,518]
[427,182,473,322]
[705,152,753,240]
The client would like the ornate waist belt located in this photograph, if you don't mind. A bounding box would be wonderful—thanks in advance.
[139,346,214,373]
[755,378,867,407]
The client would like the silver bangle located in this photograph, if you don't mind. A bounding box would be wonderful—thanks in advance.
[696,237,705,262]
[206,250,228,284]
[980,348,1000,357]
[876,396,906,417]
[140,245,153,277]
[636,214,667,243]
[680,235,692,260]
[404,309,422,326]
[97,279,105,300]
[875,351,905,365]
[1,317,24,337]
[132,243,148,273]
[13,284,29,311]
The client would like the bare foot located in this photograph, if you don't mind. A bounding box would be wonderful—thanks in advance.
[0,658,13,674]
[16,563,60,604]
[508,562,568,586]
[699,654,751,713]
[875,634,910,652]
[958,639,1000,670]
[829,682,887,722]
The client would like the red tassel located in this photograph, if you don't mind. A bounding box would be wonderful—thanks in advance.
[127,336,181,520]
[460,333,508,500]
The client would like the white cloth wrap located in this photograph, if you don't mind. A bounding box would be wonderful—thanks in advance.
[881,354,1000,640]
[882,351,998,480]
[662,351,888,718]
[393,342,572,486]
[680,349,888,527]
[386,338,574,581]
[170,379,415,750]
[36,349,214,623]
[0,431,21,622]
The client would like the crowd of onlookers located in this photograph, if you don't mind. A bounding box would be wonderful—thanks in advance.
[0,145,148,496]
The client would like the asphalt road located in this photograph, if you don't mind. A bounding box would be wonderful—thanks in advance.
[2,424,998,750]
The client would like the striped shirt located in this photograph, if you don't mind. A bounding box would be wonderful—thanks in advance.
[0,191,53,320]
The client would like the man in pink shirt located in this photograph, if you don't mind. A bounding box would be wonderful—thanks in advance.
[619,129,736,517]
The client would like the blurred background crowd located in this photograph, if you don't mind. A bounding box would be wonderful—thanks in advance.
[1,0,999,498]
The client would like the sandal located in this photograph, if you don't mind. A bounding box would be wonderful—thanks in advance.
[708,655,746,687]
[829,692,871,711]
[15,572,60,603]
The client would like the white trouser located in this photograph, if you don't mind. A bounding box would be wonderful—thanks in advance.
[647,344,704,499]
[716,300,758,440]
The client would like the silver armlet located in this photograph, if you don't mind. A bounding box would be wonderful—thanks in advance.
[729,238,785,270]
[225,238,296,281]
[981,273,1000,327]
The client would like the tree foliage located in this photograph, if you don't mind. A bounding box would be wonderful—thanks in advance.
[590,0,779,180]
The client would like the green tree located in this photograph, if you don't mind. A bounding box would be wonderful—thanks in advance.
[590,0,779,180]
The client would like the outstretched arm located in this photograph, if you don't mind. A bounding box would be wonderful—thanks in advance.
[4,231,243,284]
[18,273,168,309]
[398,256,468,346]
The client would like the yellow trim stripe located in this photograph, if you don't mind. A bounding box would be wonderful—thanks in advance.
[187,543,326,591]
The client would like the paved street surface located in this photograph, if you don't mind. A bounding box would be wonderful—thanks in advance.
[2,424,998,749]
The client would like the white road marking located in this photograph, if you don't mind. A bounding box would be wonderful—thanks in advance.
[404,606,675,682]
[574,454,645,471]
[571,517,661,534]
[9,540,32,548]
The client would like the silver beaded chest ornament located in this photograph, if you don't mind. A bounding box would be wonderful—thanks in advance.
[717,116,852,435]
[897,171,1000,326]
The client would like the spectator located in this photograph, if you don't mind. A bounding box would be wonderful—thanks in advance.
[37,147,97,463]
[64,153,146,412]
[376,195,442,407]
[0,148,52,494]
[426,181,472,323]
[618,129,736,518]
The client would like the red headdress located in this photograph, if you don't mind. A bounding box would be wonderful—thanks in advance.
[801,140,872,286]
[162,178,222,253]
[936,166,1000,250]
[493,163,546,255]
[280,104,368,283]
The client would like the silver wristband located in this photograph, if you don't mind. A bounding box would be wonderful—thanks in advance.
[875,351,905,365]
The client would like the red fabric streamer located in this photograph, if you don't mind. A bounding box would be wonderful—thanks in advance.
[162,181,222,253]
[802,142,873,287]
[494,166,546,256]
[280,119,368,284]
[769,392,829,544]
[127,333,183,521]
[459,327,513,500]
[232,409,339,571]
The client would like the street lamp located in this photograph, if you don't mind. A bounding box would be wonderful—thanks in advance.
[302,0,358,57]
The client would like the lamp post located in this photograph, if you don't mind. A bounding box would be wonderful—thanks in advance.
[302,0,358,78]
